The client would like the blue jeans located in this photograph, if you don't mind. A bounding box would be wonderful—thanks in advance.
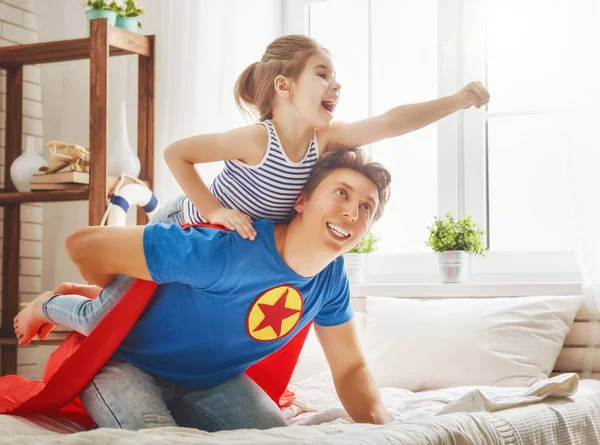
[80,359,287,431]
[149,193,187,226]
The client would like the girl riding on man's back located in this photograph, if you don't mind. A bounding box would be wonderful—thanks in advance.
[155,34,489,239]
[13,34,489,347]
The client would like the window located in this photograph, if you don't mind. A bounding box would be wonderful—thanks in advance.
[481,0,572,252]
[308,0,439,254]
[304,0,580,282]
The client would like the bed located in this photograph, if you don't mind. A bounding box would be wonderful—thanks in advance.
[1,294,599,444]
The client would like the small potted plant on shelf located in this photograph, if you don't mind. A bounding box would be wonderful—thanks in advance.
[115,0,145,33]
[85,0,122,34]
[344,231,378,284]
[426,211,487,283]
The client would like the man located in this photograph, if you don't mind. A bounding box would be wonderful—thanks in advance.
[15,148,392,431]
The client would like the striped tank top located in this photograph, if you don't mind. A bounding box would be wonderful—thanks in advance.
[183,120,320,224]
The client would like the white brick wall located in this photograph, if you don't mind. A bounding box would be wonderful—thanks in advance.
[0,0,46,380]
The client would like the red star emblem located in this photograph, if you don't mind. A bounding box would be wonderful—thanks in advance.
[254,289,301,337]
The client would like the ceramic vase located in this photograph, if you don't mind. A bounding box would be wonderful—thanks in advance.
[9,136,48,192]
[107,101,141,178]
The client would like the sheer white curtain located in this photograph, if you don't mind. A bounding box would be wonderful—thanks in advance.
[556,1,600,375]
[140,0,282,202]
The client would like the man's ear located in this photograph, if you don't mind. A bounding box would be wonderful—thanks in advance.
[274,75,292,99]
[294,191,307,214]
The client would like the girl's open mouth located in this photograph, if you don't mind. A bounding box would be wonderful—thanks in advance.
[321,99,337,115]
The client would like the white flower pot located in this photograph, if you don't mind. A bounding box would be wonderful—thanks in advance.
[9,136,48,192]
[438,251,471,283]
[344,253,367,284]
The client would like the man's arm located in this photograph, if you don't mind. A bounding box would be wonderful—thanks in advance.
[65,226,152,288]
[314,320,392,424]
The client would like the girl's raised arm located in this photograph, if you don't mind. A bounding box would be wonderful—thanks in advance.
[322,81,489,151]
[163,125,267,239]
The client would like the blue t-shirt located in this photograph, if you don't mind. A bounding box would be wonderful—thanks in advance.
[114,219,352,389]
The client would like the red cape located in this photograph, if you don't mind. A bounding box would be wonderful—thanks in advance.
[0,224,310,429]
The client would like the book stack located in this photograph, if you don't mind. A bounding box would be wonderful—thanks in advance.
[31,172,149,194]
[31,171,90,190]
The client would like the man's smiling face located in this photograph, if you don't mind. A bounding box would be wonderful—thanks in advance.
[294,168,379,256]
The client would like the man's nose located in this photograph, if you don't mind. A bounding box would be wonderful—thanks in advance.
[343,203,358,222]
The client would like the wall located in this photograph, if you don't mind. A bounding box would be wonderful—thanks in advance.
[0,0,49,378]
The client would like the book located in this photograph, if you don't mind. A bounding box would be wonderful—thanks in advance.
[30,176,150,194]
[30,182,87,191]
[32,171,90,184]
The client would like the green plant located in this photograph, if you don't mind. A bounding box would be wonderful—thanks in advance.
[86,0,123,12]
[426,211,487,256]
[119,0,145,17]
[348,231,378,254]
[86,1,144,18]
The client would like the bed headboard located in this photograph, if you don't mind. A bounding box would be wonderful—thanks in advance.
[350,296,600,379]
[555,304,600,378]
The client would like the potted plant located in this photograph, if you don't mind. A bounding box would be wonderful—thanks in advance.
[426,212,487,283]
[344,231,378,284]
[85,0,122,34]
[115,0,145,33]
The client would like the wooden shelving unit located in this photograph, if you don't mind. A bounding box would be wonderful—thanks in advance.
[0,19,155,375]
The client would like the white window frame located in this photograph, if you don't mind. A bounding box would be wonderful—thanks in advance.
[290,0,582,286]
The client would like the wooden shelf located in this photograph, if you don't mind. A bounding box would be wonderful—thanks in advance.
[0,25,151,67]
[0,177,150,205]
[1,18,155,376]
[0,331,71,346]
[0,188,90,205]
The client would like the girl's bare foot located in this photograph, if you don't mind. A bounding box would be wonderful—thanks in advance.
[13,291,56,346]
[37,322,55,340]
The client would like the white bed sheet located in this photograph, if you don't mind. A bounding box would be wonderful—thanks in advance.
[1,375,599,445]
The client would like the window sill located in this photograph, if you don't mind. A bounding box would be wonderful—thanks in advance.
[350,282,583,298]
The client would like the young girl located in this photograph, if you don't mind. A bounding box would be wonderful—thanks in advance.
[155,34,489,240]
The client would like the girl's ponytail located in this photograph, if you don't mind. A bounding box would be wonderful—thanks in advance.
[234,61,259,120]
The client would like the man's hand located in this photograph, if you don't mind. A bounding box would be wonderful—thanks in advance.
[455,81,490,109]
[315,320,392,424]
[205,207,256,241]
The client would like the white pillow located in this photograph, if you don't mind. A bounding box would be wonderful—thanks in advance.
[365,295,583,391]
[291,312,366,383]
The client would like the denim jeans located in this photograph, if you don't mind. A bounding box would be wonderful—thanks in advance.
[149,193,187,226]
[80,359,288,431]
[42,274,136,336]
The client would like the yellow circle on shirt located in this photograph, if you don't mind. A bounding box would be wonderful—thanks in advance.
[246,285,303,341]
